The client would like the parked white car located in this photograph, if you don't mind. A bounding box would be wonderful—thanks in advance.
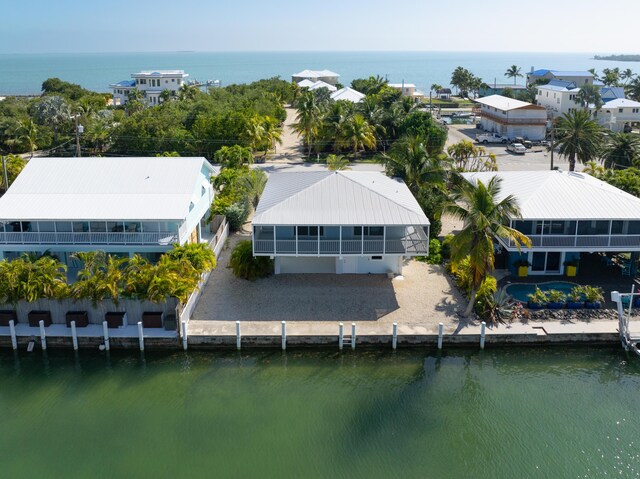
[506,143,527,155]
[476,133,508,144]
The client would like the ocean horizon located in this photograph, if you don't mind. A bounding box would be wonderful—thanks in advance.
[1,50,639,96]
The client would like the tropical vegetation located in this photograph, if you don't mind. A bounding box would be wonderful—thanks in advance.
[0,244,216,305]
[229,240,273,280]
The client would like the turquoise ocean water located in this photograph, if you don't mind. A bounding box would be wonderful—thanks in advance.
[1,51,639,95]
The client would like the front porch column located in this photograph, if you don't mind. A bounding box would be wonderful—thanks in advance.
[339,226,342,255]
[383,226,386,254]
[361,226,364,254]
[273,226,277,255]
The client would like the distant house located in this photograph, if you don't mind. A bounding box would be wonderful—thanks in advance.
[475,95,547,140]
[109,70,189,106]
[306,80,338,92]
[252,171,430,275]
[462,170,640,276]
[536,81,640,132]
[535,80,581,117]
[595,98,640,133]
[436,88,452,100]
[330,87,366,103]
[388,83,425,103]
[526,68,594,87]
[0,157,217,275]
[478,84,528,97]
[292,69,340,86]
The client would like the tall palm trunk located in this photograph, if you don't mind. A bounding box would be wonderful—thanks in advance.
[569,152,576,171]
[463,287,477,317]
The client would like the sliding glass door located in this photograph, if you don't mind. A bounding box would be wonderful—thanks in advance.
[530,252,563,274]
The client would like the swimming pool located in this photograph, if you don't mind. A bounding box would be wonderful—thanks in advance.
[504,281,579,303]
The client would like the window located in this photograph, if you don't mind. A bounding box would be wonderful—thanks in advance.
[633,108,639,113]
[371,256,383,261]
[354,226,383,236]
[577,220,609,235]
[172,79,175,82]
[619,108,624,113]
[72,222,88,233]
[297,226,323,236]
[538,90,542,95]
[557,98,560,104]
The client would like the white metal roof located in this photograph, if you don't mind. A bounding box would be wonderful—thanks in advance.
[600,98,640,108]
[0,157,216,221]
[461,171,640,220]
[297,79,315,88]
[253,171,429,226]
[330,87,366,103]
[292,69,339,78]
[307,80,337,92]
[475,95,544,112]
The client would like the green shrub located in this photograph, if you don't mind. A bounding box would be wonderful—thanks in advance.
[441,234,454,261]
[426,238,442,264]
[475,276,497,308]
[229,240,273,280]
[224,200,250,231]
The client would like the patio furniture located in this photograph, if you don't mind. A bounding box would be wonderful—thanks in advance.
[105,312,127,328]
[0,310,17,326]
[142,311,163,328]
[66,311,89,328]
[28,310,52,327]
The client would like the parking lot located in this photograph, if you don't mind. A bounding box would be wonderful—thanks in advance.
[446,124,573,171]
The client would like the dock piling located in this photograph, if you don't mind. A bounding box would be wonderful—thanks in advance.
[71,321,78,351]
[392,323,398,349]
[181,321,188,351]
[438,322,443,350]
[281,321,286,351]
[102,321,110,351]
[351,323,356,350]
[480,321,486,350]
[137,322,144,351]
[39,320,46,351]
[236,321,241,350]
[339,323,344,350]
[9,319,17,350]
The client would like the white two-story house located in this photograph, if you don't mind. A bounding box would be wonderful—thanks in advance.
[252,171,430,275]
[0,157,217,277]
[536,81,640,132]
[388,83,425,102]
[475,95,547,140]
[110,70,189,106]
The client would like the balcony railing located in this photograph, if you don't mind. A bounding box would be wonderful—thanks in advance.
[505,235,640,249]
[253,238,427,255]
[0,231,179,246]
[481,112,547,125]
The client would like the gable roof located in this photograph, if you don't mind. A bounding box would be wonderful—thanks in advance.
[461,171,640,220]
[540,79,578,91]
[0,157,216,221]
[475,95,544,111]
[330,87,365,103]
[600,98,640,108]
[307,80,337,92]
[292,69,339,78]
[530,69,593,78]
[110,80,136,88]
[600,86,625,100]
[253,171,429,226]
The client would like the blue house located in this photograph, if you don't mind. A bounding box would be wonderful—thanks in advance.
[461,171,640,275]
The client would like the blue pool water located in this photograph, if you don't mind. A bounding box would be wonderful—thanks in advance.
[504,281,579,302]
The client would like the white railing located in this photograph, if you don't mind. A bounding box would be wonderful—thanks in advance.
[0,231,179,246]
[507,235,640,248]
[253,238,429,255]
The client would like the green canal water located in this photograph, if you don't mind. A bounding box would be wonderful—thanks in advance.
[1,347,639,479]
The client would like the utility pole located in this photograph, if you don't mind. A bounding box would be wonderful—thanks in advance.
[74,115,83,158]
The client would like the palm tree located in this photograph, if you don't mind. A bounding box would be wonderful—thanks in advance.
[431,83,443,94]
[84,115,111,154]
[178,84,198,101]
[575,84,603,111]
[337,114,376,158]
[358,98,386,143]
[242,115,266,152]
[555,110,603,171]
[326,154,350,171]
[243,169,268,209]
[17,118,39,158]
[444,177,531,317]
[160,89,173,103]
[292,90,323,157]
[504,65,523,86]
[626,76,640,101]
[582,161,606,176]
[621,68,635,85]
[600,132,640,169]
[262,116,283,155]
[382,135,447,195]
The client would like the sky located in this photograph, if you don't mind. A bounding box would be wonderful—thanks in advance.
[2,0,640,54]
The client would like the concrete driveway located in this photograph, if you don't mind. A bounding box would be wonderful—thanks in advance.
[190,234,465,328]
